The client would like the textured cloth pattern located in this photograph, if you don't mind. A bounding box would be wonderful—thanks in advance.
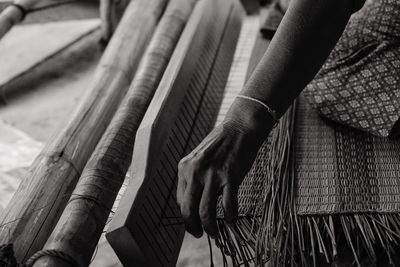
[230,95,400,216]
[305,0,400,138]
[295,96,400,214]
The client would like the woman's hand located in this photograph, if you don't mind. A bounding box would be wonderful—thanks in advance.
[177,0,361,239]
[176,98,275,238]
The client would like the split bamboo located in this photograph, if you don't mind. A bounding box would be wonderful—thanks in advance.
[0,0,167,262]
[0,0,35,39]
[32,0,197,265]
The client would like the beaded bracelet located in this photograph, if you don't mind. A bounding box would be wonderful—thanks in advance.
[236,95,279,127]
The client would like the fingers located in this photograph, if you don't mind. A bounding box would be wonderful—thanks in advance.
[176,167,186,207]
[178,171,240,238]
[199,177,220,238]
[222,184,239,225]
[180,179,203,238]
[177,126,242,239]
[178,159,203,237]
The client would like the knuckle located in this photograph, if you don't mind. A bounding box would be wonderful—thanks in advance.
[216,169,228,183]
[181,205,195,221]
[178,158,188,172]
[196,150,206,159]
[199,208,211,224]
[176,193,183,207]
[179,155,201,173]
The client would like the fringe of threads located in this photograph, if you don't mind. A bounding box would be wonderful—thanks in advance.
[211,102,400,266]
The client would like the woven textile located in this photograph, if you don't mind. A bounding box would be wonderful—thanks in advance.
[214,96,400,266]
[229,95,400,217]
[305,0,400,138]
[295,95,400,214]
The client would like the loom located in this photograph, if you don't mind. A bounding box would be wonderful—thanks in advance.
[108,0,400,265]
[2,0,400,266]
[106,0,286,265]
[106,0,246,265]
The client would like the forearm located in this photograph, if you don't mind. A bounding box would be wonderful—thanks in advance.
[178,0,368,239]
[228,0,365,133]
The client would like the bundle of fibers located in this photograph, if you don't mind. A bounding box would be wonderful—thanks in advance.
[213,96,400,267]
[213,102,297,266]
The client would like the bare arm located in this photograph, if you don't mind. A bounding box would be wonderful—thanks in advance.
[177,0,366,238]
[229,0,365,135]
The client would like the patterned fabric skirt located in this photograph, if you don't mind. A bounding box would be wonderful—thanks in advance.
[304,0,400,138]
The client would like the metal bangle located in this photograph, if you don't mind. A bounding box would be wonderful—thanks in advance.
[236,95,279,125]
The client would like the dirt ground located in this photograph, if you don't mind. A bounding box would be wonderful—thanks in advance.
[0,18,223,267]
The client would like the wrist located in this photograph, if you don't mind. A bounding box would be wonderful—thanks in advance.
[223,97,276,140]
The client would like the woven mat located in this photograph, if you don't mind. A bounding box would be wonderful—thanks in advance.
[230,95,400,218]
[295,95,400,215]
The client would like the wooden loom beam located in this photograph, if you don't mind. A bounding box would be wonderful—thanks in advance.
[0,0,167,262]
[106,0,245,265]
[32,0,197,266]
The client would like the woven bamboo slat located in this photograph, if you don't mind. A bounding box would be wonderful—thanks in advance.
[0,0,167,262]
[31,0,197,266]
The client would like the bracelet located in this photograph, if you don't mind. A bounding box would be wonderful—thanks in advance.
[236,95,279,126]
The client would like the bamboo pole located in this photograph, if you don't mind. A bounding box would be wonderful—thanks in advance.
[99,0,130,42]
[0,0,35,40]
[0,0,167,262]
[32,1,197,266]
[99,0,112,41]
